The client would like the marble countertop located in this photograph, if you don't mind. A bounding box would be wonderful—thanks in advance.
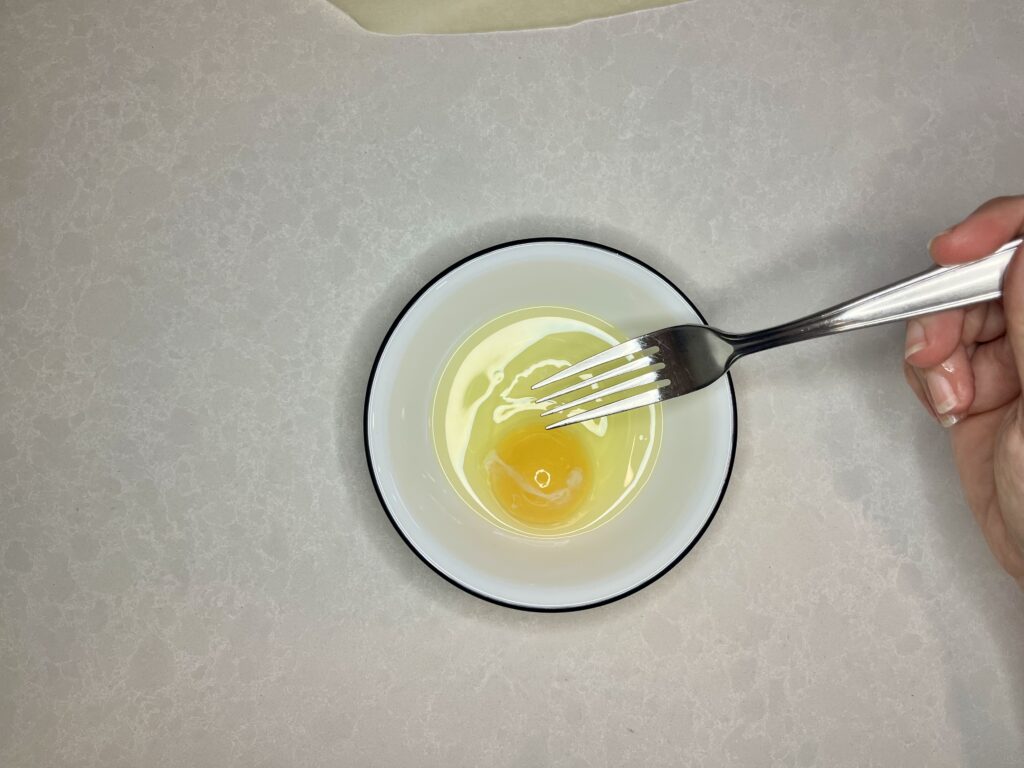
[2,0,1023,765]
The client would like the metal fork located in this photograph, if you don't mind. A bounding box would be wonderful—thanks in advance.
[533,238,1022,429]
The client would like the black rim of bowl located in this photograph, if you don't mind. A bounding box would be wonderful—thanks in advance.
[362,237,738,612]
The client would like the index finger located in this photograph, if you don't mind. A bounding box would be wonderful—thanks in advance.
[930,195,1024,266]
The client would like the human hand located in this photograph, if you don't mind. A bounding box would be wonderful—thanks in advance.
[903,196,1024,586]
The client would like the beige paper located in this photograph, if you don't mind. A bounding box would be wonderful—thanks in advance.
[331,0,686,35]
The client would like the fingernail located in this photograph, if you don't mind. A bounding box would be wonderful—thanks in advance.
[938,413,961,428]
[905,320,927,359]
[927,226,955,252]
[926,370,958,415]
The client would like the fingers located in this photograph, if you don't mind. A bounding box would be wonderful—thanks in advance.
[903,361,934,416]
[902,257,1012,426]
[911,194,1023,371]
[903,231,1009,370]
[966,336,1023,414]
[904,310,963,368]
[904,331,1020,425]
[962,301,1006,346]
[929,195,1024,266]
[904,344,975,428]
[905,303,1005,369]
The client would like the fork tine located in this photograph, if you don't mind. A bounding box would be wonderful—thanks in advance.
[541,370,665,416]
[545,387,668,430]
[530,337,649,391]
[536,355,661,403]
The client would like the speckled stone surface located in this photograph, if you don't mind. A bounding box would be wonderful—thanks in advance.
[2,0,1023,765]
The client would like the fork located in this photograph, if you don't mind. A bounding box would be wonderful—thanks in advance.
[532,238,1023,429]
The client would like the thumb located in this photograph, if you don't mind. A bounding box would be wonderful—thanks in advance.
[1003,242,1024,386]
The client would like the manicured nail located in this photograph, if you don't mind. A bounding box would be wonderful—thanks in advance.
[926,370,958,415]
[938,413,961,429]
[905,320,927,359]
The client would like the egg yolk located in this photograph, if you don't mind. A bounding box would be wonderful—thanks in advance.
[485,425,593,527]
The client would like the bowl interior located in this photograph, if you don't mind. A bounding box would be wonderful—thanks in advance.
[365,240,736,609]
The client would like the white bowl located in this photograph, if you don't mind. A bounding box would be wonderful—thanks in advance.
[364,239,737,610]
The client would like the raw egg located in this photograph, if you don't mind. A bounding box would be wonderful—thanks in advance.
[431,307,662,537]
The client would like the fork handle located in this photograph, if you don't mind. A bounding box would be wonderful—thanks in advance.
[729,238,1022,356]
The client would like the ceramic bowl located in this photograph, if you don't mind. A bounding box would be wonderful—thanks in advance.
[364,239,736,610]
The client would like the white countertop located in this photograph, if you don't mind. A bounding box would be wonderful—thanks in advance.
[2,0,1023,765]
